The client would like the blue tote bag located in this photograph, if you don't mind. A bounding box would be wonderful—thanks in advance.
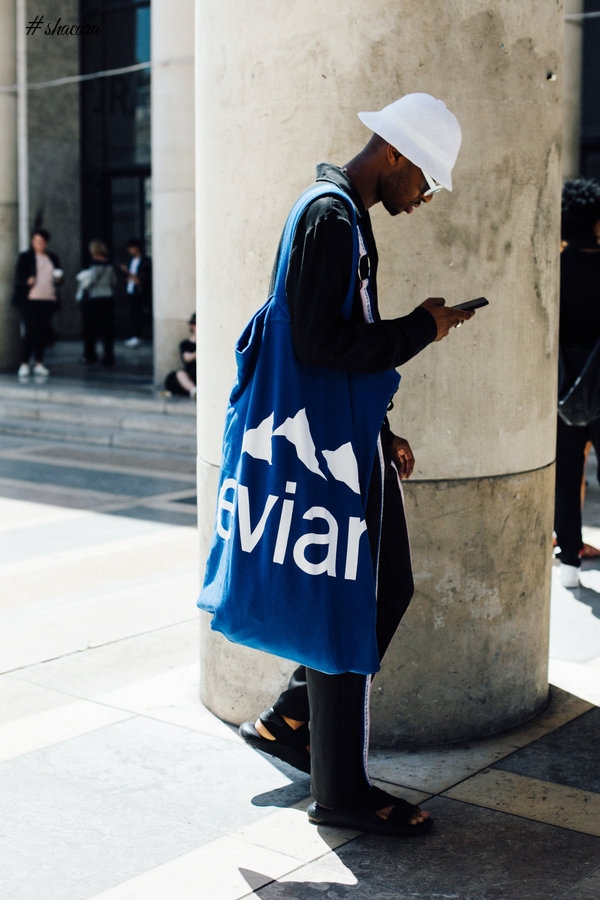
[198,183,400,675]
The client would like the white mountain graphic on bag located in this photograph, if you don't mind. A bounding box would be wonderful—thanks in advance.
[241,408,361,494]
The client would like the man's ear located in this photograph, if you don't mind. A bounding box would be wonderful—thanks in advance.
[386,144,407,168]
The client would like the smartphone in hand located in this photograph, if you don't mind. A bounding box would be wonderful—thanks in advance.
[452,297,489,311]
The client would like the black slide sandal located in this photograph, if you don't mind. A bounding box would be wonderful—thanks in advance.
[239,708,310,774]
[307,798,433,836]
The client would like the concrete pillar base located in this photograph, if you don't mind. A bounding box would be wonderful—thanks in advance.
[199,463,554,746]
[370,465,554,746]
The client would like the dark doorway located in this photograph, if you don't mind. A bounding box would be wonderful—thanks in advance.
[79,0,151,338]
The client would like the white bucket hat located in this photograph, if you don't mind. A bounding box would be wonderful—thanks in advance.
[357,93,462,191]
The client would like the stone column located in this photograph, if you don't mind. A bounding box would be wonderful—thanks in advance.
[151,0,195,385]
[0,0,20,373]
[196,1,562,744]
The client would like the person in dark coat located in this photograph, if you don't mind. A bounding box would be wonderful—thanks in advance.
[555,178,600,586]
[13,228,63,378]
[120,238,152,347]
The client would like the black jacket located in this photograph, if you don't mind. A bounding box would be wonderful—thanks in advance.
[127,256,152,301]
[559,246,600,393]
[274,163,437,373]
[12,248,62,307]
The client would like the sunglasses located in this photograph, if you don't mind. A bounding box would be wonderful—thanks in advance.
[422,171,444,198]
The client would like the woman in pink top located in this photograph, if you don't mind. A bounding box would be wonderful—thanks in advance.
[12,228,63,378]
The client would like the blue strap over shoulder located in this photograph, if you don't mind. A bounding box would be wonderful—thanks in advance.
[271,183,360,321]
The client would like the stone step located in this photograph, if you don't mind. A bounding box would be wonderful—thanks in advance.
[0,380,196,415]
[0,415,196,455]
[0,398,196,436]
[0,378,197,456]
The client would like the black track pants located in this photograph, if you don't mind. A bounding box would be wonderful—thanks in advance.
[272,447,414,808]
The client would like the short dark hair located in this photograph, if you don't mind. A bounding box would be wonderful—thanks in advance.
[562,179,600,244]
[127,237,143,250]
[32,228,51,242]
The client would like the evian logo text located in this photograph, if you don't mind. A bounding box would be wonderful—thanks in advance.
[217,407,369,579]
[216,478,368,580]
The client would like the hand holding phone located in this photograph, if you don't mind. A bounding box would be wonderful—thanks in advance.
[420,296,477,341]
[452,297,489,311]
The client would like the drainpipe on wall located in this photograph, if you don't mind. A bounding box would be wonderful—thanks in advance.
[16,0,28,250]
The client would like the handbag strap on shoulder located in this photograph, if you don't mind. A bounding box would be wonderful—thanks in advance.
[272,183,360,321]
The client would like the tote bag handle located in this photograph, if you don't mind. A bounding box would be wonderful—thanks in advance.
[271,183,360,321]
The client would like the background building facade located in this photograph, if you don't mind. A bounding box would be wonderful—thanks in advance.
[1,0,194,381]
[1,2,599,381]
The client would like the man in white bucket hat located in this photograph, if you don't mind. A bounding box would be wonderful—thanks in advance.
[357,92,462,195]
[232,93,475,835]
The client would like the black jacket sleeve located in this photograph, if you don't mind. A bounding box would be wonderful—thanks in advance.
[12,251,35,306]
[284,197,437,373]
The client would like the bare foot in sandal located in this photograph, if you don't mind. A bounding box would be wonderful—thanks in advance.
[239,708,311,773]
[308,797,433,836]
[376,803,430,824]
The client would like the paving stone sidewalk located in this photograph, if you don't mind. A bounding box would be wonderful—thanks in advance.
[1,369,600,898]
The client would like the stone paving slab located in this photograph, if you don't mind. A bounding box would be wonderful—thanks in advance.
[0,456,194,497]
[368,686,592,796]
[268,797,600,900]
[27,442,195,476]
[494,706,600,794]
[0,716,313,900]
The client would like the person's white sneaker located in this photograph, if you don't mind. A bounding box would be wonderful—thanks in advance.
[32,363,50,377]
[124,337,140,347]
[17,363,30,378]
[560,563,580,588]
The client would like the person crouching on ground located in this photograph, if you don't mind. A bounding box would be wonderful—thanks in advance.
[164,313,197,398]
